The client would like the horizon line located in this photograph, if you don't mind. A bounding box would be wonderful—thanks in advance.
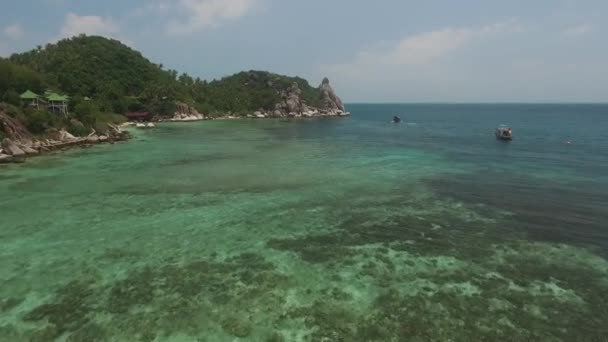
[344,101,608,105]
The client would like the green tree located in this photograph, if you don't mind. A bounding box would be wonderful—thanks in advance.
[2,89,21,106]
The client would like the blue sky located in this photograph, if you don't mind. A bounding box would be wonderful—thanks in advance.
[1,0,607,102]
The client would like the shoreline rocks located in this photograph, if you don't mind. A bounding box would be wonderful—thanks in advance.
[0,125,130,165]
[0,153,14,163]
[1,138,26,162]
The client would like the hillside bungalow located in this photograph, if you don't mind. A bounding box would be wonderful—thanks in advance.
[45,91,70,117]
[20,90,43,109]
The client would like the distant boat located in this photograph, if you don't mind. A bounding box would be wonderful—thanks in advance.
[495,125,512,140]
[392,116,402,124]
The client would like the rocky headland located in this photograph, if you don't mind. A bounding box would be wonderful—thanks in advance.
[254,77,348,118]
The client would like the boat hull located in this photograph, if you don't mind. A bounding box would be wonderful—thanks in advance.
[495,127,512,141]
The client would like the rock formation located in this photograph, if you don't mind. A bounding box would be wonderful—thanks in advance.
[1,138,26,162]
[0,153,13,163]
[270,78,346,117]
[0,108,32,142]
[47,129,77,142]
[172,102,205,121]
[273,82,308,117]
[319,77,345,112]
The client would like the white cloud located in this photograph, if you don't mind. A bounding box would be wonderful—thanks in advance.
[163,0,257,35]
[563,24,593,37]
[3,24,25,40]
[319,20,526,101]
[57,13,120,40]
[327,20,523,72]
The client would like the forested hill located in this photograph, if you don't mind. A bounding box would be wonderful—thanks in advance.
[4,35,338,116]
[9,36,166,99]
[7,35,191,115]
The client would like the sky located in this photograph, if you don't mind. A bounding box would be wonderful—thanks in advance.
[1,0,607,102]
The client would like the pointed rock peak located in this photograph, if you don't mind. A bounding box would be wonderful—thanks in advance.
[321,77,330,86]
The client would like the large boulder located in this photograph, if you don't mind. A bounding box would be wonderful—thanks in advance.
[107,124,122,137]
[1,138,26,162]
[19,145,39,155]
[319,77,346,112]
[2,138,25,156]
[173,102,205,121]
[47,129,77,142]
[0,153,14,163]
[86,135,100,144]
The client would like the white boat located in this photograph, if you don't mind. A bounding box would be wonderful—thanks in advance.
[495,125,512,140]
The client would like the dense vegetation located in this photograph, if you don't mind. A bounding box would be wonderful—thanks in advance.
[1,35,326,139]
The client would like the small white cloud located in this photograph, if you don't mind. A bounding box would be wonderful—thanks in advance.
[57,13,120,40]
[3,24,25,40]
[563,24,593,37]
[163,0,257,35]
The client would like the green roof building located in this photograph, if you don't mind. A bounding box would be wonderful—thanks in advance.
[20,90,42,109]
[20,89,71,117]
[45,91,70,117]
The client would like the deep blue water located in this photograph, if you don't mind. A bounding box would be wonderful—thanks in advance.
[345,103,608,252]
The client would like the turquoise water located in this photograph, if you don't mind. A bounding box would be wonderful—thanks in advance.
[1,104,608,341]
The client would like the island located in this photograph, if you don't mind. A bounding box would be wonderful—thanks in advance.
[0,35,348,163]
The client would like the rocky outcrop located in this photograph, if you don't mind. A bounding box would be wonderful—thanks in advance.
[47,129,77,142]
[0,153,13,163]
[1,138,26,162]
[273,82,308,117]
[107,123,128,140]
[171,102,205,121]
[0,108,32,142]
[270,77,346,117]
[86,135,100,143]
[18,145,39,155]
[319,77,345,113]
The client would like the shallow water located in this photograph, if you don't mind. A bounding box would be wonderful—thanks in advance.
[1,104,608,341]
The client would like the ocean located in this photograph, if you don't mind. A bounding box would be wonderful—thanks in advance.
[1,104,607,341]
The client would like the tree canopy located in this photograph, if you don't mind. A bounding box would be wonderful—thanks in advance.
[8,35,327,116]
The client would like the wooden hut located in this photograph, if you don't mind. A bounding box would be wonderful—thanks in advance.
[46,92,69,117]
[19,90,42,109]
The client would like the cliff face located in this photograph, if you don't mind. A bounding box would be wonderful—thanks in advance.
[271,77,346,117]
